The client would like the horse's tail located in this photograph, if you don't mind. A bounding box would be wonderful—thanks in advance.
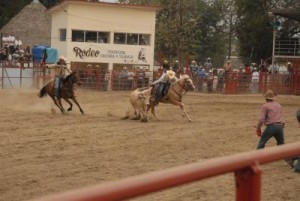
[38,86,47,98]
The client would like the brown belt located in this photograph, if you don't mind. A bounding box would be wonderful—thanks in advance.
[267,123,283,126]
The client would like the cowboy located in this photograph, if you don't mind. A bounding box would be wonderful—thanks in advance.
[256,89,286,149]
[151,70,177,106]
[49,56,72,98]
[172,60,180,73]
[162,59,170,72]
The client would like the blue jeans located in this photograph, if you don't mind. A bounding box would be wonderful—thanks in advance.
[257,124,284,149]
[155,82,166,104]
[295,157,300,172]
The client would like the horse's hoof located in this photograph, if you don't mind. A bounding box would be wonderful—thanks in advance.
[67,108,72,111]
[141,118,148,122]
[81,111,85,115]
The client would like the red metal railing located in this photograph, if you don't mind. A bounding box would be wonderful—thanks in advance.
[30,142,300,201]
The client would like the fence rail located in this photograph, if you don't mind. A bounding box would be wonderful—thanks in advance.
[2,60,300,95]
[29,142,300,201]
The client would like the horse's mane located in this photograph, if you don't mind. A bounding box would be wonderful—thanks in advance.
[63,72,76,84]
[179,74,190,79]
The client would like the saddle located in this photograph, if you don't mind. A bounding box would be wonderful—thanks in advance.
[151,83,170,102]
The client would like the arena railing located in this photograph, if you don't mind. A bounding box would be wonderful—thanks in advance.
[29,141,300,201]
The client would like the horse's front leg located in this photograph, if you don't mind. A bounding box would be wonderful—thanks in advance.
[71,97,84,115]
[179,103,192,122]
[50,96,65,114]
[146,100,158,120]
[63,98,73,111]
[57,98,66,114]
[171,100,192,122]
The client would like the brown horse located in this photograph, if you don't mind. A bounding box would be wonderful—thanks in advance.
[38,72,84,114]
[142,74,195,122]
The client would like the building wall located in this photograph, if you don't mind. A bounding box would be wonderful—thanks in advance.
[50,2,157,71]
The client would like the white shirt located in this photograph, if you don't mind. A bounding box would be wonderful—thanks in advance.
[252,71,259,82]
[15,39,22,46]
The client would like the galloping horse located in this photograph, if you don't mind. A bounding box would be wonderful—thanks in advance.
[142,74,195,122]
[38,72,84,114]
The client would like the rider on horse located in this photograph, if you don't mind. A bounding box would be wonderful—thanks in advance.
[151,70,177,106]
[49,56,72,98]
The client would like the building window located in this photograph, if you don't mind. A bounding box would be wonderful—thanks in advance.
[59,29,66,41]
[139,34,150,45]
[86,31,97,43]
[114,33,126,44]
[72,30,84,42]
[127,33,138,45]
[98,32,109,43]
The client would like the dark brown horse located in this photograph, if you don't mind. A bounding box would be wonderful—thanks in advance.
[38,72,84,114]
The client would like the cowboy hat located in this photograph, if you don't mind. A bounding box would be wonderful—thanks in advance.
[166,70,176,79]
[59,56,67,62]
[264,90,276,100]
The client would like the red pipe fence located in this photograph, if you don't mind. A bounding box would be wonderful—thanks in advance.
[30,142,300,201]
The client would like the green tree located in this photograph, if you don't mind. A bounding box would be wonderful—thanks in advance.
[235,0,300,64]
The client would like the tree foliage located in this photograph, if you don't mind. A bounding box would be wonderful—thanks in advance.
[2,0,298,67]
[234,0,300,64]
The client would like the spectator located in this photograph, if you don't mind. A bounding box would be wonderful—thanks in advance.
[7,34,15,54]
[204,57,213,71]
[136,67,144,88]
[104,70,110,91]
[119,66,128,90]
[285,62,293,87]
[244,64,252,90]
[194,67,206,92]
[127,70,134,90]
[206,70,214,93]
[85,64,95,88]
[162,59,170,72]
[15,36,22,49]
[24,45,32,61]
[216,69,225,93]
[223,60,232,82]
[251,68,259,93]
[189,60,198,76]
[172,60,180,73]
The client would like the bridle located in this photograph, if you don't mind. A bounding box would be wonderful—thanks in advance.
[171,77,194,98]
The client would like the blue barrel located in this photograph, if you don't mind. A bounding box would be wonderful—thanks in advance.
[32,45,49,62]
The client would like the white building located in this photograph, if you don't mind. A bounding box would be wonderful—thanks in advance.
[48,0,160,74]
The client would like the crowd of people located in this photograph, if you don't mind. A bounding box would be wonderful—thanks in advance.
[189,58,294,93]
[0,34,32,62]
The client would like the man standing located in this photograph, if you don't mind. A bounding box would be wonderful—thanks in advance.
[256,90,284,149]
[223,60,232,83]
[204,57,213,71]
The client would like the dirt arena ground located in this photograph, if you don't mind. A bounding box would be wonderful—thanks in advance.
[1,89,300,201]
